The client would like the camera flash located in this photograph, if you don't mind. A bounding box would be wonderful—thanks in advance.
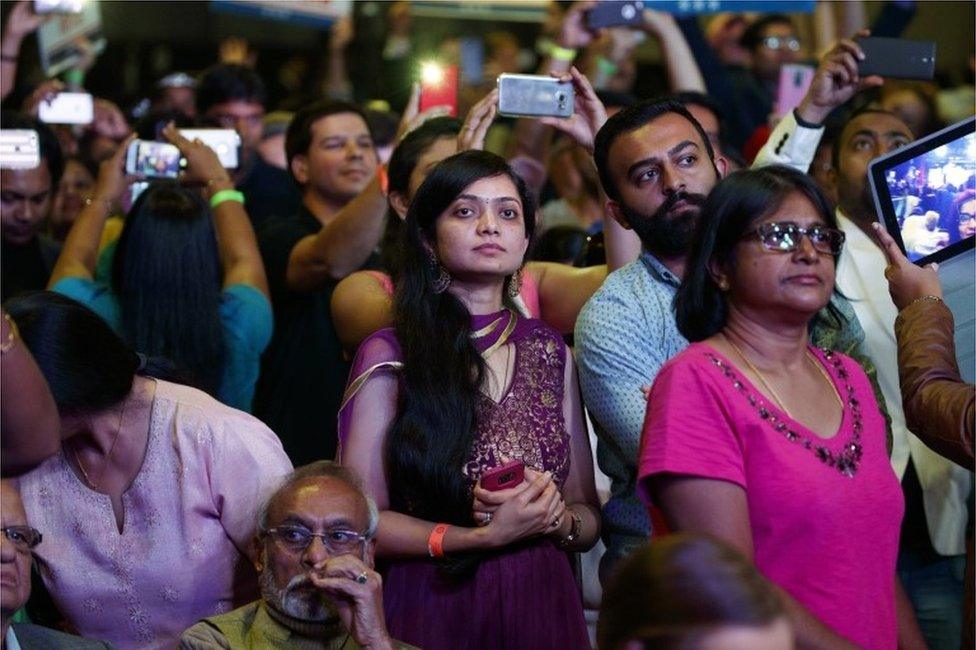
[421,62,445,86]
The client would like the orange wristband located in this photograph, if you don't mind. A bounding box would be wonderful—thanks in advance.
[427,523,449,558]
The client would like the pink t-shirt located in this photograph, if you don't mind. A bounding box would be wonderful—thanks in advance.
[638,343,903,650]
[18,380,293,650]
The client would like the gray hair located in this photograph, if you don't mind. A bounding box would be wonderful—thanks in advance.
[257,461,379,539]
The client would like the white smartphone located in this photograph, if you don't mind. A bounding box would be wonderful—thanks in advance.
[0,130,41,170]
[125,140,184,179]
[38,92,94,125]
[497,74,574,119]
[33,0,85,14]
[179,129,241,169]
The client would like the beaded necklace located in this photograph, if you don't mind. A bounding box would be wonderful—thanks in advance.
[706,348,864,477]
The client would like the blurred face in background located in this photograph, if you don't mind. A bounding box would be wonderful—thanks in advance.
[49,159,96,241]
[159,86,197,119]
[1,164,53,246]
[751,21,800,82]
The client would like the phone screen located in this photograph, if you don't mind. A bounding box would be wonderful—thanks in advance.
[38,92,94,125]
[128,141,183,179]
[0,130,41,170]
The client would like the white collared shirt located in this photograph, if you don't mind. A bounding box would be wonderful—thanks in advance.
[6,626,22,650]
[835,209,970,556]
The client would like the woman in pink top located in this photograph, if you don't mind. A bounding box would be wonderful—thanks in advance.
[7,292,293,650]
[638,166,925,649]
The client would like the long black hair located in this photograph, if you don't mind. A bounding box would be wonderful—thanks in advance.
[380,116,462,274]
[111,181,225,395]
[675,165,844,342]
[4,292,179,414]
[386,150,536,543]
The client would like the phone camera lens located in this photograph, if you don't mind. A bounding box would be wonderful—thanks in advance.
[555,91,567,103]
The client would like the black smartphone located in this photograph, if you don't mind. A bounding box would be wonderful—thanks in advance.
[586,1,644,30]
[856,37,936,80]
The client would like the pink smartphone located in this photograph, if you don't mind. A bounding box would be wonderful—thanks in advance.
[776,64,815,118]
[481,460,525,492]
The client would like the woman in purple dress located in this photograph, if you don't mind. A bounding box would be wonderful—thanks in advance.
[338,150,599,649]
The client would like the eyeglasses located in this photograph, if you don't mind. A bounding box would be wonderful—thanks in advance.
[263,525,369,555]
[761,36,801,52]
[2,526,42,552]
[745,221,846,255]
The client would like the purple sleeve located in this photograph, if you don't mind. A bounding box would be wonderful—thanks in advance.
[637,352,747,507]
[336,329,403,453]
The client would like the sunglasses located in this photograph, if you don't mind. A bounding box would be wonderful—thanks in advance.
[744,221,845,255]
[761,36,801,52]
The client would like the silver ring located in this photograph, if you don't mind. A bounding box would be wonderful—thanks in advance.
[484,512,493,524]
[356,571,368,584]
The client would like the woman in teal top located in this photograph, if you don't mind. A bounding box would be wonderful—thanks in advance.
[48,125,272,412]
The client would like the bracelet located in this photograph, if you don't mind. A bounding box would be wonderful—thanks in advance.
[209,189,245,209]
[1,313,18,355]
[906,294,943,309]
[549,44,577,62]
[558,509,582,549]
[595,56,618,76]
[427,523,449,558]
[83,195,113,210]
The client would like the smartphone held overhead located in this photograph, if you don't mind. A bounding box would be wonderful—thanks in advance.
[856,37,936,80]
[497,74,574,119]
[419,62,458,117]
[0,130,41,170]
[586,1,644,30]
[125,140,184,179]
[38,92,94,125]
[33,0,85,14]
[775,64,815,118]
[179,129,241,169]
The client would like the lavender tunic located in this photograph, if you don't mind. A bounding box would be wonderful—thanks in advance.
[18,380,293,650]
[339,313,590,650]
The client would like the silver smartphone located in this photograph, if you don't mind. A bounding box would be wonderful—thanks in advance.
[497,74,574,119]
[179,128,241,169]
[0,130,41,170]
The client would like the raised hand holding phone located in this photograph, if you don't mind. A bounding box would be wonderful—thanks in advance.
[796,30,883,126]
[161,123,230,189]
[538,66,608,155]
[458,88,498,152]
[91,133,138,207]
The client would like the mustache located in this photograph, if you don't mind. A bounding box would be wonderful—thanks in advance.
[653,190,707,220]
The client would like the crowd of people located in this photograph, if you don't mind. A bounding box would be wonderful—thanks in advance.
[1,0,974,649]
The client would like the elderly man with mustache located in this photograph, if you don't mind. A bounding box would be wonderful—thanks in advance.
[180,462,414,650]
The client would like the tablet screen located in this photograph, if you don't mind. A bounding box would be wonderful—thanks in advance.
[882,130,975,262]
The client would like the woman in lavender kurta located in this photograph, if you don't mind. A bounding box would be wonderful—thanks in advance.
[338,151,599,650]
[7,292,293,650]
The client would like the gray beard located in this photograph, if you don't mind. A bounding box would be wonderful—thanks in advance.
[260,568,338,622]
